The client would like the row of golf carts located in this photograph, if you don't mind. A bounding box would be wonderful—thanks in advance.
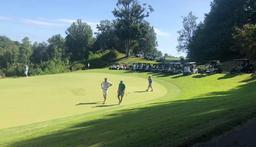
[109,59,255,75]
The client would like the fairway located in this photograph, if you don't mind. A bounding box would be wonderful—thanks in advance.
[1,70,256,147]
[0,71,167,129]
[1,0,256,146]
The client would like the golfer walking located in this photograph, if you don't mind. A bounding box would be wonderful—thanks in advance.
[101,78,112,104]
[146,76,153,92]
[117,81,126,105]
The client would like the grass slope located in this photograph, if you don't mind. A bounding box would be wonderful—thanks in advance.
[0,70,256,147]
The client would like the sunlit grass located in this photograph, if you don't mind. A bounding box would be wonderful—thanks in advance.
[0,69,255,147]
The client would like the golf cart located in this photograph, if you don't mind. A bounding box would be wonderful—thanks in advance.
[230,59,254,74]
[203,60,222,74]
[198,60,223,74]
[166,62,183,74]
[183,62,198,75]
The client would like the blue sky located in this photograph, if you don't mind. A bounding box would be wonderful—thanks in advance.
[0,0,212,57]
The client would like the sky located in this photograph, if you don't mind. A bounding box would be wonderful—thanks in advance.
[0,0,212,57]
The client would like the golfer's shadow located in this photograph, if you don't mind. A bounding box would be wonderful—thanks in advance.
[134,90,148,93]
[76,102,101,106]
[94,104,119,108]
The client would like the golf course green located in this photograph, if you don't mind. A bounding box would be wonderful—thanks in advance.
[0,69,256,147]
[0,71,167,129]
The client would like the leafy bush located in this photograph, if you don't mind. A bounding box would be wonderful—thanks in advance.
[0,69,5,78]
[5,64,26,77]
[71,62,85,71]
[41,60,69,74]
[29,64,43,76]
[88,50,119,68]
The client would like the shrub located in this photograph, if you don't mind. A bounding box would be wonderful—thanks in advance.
[41,60,69,74]
[5,64,26,77]
[0,69,5,78]
[71,63,85,71]
[88,50,119,68]
[29,64,43,76]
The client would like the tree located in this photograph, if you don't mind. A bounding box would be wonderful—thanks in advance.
[65,19,93,61]
[188,0,256,61]
[0,36,19,68]
[233,24,256,60]
[18,37,32,64]
[30,42,49,64]
[244,0,256,23]
[177,12,198,53]
[135,21,158,56]
[94,20,121,51]
[113,0,154,56]
[47,34,66,60]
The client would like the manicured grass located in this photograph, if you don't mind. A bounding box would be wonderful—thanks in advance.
[0,71,166,129]
[0,70,256,147]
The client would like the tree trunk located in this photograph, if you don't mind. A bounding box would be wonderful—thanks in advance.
[125,40,130,57]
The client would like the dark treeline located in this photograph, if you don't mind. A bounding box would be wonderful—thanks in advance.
[178,0,256,62]
[0,0,161,77]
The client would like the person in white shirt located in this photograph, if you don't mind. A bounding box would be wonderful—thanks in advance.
[101,78,112,104]
[24,65,29,77]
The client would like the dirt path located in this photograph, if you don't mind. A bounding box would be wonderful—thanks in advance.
[194,119,256,147]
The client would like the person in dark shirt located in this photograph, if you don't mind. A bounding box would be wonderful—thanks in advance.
[117,81,126,105]
[146,76,153,92]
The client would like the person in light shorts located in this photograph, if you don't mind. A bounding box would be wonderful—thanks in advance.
[101,78,112,104]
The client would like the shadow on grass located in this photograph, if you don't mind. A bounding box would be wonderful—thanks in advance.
[193,74,210,79]
[94,104,119,108]
[134,90,148,93]
[218,73,240,80]
[9,80,256,147]
[76,102,101,106]
[241,74,256,83]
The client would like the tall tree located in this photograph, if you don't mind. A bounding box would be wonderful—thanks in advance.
[47,34,66,60]
[65,19,93,61]
[233,24,256,60]
[0,36,19,68]
[177,12,198,53]
[18,37,32,64]
[135,21,158,56]
[113,0,153,57]
[30,42,49,64]
[94,20,121,51]
[188,0,256,61]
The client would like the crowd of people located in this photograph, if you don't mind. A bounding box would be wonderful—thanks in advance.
[110,62,198,75]
[109,59,256,75]
[109,64,129,70]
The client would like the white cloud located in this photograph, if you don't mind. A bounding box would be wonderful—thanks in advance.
[23,19,63,27]
[57,18,76,24]
[1,16,98,32]
[154,28,171,37]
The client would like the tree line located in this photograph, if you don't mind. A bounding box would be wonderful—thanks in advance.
[0,0,161,77]
[178,0,256,62]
